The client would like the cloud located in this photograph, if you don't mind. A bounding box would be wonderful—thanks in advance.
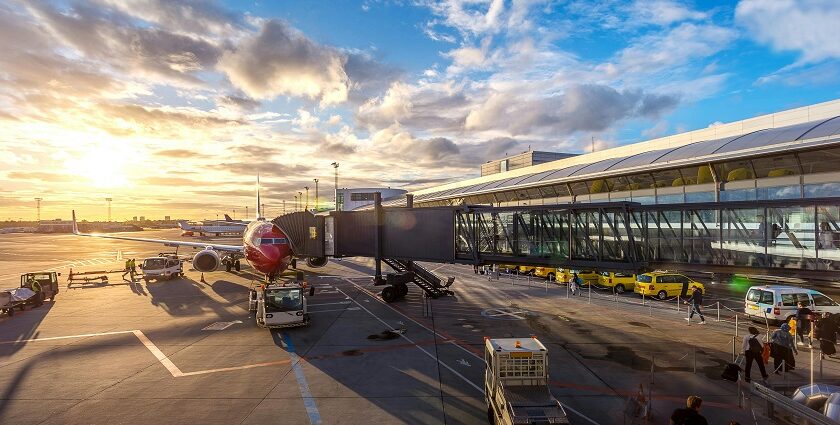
[141,176,206,186]
[465,84,678,136]
[344,51,404,103]
[218,20,350,105]
[7,171,68,182]
[371,124,459,163]
[154,149,207,158]
[95,0,249,38]
[736,0,840,63]
[218,95,260,111]
[628,0,707,27]
[96,104,245,136]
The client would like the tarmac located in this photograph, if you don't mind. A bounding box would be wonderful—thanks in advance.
[1,230,839,424]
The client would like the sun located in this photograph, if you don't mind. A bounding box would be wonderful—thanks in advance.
[64,142,131,188]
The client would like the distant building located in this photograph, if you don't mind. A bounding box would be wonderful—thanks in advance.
[164,215,170,221]
[139,216,145,221]
[132,216,137,222]
[481,151,577,176]
[336,188,407,211]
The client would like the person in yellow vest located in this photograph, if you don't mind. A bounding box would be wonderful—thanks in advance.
[122,259,132,282]
[27,276,41,293]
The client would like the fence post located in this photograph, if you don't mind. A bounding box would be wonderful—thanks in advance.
[566,280,569,298]
[717,301,721,322]
[693,345,697,374]
[676,295,679,312]
[735,315,739,338]
[588,281,591,304]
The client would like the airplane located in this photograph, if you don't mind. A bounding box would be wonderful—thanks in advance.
[177,220,245,237]
[71,177,327,281]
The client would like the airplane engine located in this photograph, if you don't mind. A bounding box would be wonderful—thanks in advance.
[192,249,220,272]
[306,257,328,268]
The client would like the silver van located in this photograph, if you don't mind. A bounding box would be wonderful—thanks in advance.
[744,285,840,324]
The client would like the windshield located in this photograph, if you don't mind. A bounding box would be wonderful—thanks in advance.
[637,275,652,283]
[265,288,303,312]
[143,258,165,269]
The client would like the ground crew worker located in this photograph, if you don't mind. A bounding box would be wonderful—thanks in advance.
[129,259,136,279]
[27,276,41,293]
[122,259,132,282]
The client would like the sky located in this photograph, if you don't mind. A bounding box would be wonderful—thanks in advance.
[3,0,840,221]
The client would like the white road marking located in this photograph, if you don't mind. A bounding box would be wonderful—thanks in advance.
[457,358,471,367]
[0,330,289,378]
[308,307,360,314]
[335,286,485,395]
[308,301,351,307]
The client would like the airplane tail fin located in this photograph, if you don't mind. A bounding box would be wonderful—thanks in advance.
[71,210,80,235]
[256,174,262,219]
[176,220,188,230]
[224,214,233,222]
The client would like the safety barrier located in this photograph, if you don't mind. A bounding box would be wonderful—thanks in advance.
[751,382,838,425]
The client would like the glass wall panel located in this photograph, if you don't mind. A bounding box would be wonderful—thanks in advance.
[684,209,719,264]
[805,183,840,198]
[651,168,681,188]
[657,193,685,204]
[721,208,765,267]
[757,186,801,200]
[799,147,840,175]
[721,188,757,202]
[601,211,631,261]
[626,172,656,190]
[685,192,715,203]
[607,176,631,192]
[632,195,656,205]
[570,211,598,261]
[752,155,799,178]
[766,206,816,269]
[588,179,611,194]
[716,160,755,182]
[647,210,683,261]
[569,181,589,196]
[817,205,840,270]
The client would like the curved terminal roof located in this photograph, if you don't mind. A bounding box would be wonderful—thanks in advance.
[379,115,840,208]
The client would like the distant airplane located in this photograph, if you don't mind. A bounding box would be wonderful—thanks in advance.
[71,176,327,281]
[177,220,245,237]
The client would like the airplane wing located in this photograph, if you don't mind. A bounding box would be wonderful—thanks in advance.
[72,211,244,253]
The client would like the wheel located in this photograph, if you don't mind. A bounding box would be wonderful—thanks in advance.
[615,284,625,294]
[50,296,55,302]
[225,263,232,272]
[547,273,555,282]
[234,261,241,272]
[657,290,668,300]
[6,308,13,317]
[397,284,408,298]
[381,286,398,303]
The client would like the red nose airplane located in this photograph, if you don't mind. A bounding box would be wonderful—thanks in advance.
[71,177,297,281]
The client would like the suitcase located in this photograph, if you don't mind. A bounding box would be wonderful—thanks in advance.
[821,339,836,356]
[722,362,742,381]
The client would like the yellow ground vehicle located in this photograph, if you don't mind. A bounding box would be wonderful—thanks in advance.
[634,271,705,300]
[598,271,636,293]
[533,267,558,280]
[498,264,537,275]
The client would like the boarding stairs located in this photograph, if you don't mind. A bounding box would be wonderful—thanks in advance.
[382,258,454,300]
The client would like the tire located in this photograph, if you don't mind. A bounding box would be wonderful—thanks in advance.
[225,263,232,273]
[7,308,13,317]
[382,286,398,303]
[615,284,625,294]
[50,296,55,302]
[547,273,555,282]
[657,290,668,300]
[397,284,408,298]
[235,261,241,272]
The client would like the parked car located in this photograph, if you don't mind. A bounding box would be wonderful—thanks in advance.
[598,271,636,293]
[634,271,705,300]
[744,285,840,324]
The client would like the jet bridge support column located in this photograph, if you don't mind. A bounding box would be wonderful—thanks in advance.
[374,192,385,286]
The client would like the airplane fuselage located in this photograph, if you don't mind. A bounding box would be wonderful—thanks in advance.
[242,220,292,279]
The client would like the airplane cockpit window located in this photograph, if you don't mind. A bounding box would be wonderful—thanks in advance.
[265,288,302,312]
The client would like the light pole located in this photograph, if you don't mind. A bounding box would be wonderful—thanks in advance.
[34,198,42,222]
[261,203,265,218]
[233,209,236,220]
[293,195,298,212]
[331,162,339,211]
[304,186,309,212]
[297,192,303,212]
[314,179,319,211]
[105,198,112,222]
[282,200,286,215]
[245,206,249,219]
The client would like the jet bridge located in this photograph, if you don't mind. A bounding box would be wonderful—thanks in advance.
[274,195,840,302]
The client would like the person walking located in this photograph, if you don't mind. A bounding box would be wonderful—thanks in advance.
[815,312,838,359]
[122,258,132,282]
[743,326,769,382]
[796,302,813,346]
[684,286,706,325]
[569,272,578,296]
[770,323,798,373]
[669,395,708,425]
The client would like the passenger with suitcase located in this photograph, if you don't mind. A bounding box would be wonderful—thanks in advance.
[742,326,768,382]
[770,323,798,373]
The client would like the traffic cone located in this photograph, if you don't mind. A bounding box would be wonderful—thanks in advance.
[200,273,206,283]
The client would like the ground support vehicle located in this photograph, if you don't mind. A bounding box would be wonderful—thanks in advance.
[634,271,705,300]
[745,285,840,324]
[0,288,37,316]
[249,279,310,329]
[20,272,60,302]
[140,255,184,282]
[485,337,568,424]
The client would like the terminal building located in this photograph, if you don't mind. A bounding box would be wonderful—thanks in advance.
[364,99,840,276]
[337,187,406,211]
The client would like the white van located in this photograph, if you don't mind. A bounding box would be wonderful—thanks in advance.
[744,285,840,324]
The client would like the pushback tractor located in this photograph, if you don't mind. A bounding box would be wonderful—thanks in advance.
[249,275,311,329]
[485,337,568,424]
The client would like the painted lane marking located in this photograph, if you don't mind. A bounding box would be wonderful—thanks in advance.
[347,280,484,362]
[202,320,242,331]
[308,301,351,307]
[1,330,289,378]
[281,333,323,425]
[335,286,484,395]
[308,307,360,314]
[457,358,471,367]
[480,307,535,320]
